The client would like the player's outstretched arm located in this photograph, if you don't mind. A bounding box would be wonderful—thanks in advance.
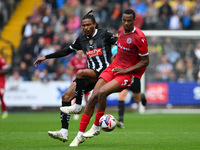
[33,56,46,67]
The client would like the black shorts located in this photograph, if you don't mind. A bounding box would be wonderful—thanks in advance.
[73,69,100,94]
[128,77,141,93]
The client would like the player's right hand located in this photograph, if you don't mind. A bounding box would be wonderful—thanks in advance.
[33,56,46,67]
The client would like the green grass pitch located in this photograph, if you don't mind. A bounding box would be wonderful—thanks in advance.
[0,111,200,150]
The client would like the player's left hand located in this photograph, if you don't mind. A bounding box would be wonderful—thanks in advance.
[112,67,127,75]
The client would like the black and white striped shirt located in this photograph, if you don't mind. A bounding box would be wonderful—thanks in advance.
[69,29,117,74]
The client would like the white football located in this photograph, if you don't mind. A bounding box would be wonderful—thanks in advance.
[99,114,117,132]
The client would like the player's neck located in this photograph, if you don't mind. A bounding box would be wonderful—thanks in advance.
[124,26,135,34]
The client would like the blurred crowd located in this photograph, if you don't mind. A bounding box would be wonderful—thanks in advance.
[1,0,200,83]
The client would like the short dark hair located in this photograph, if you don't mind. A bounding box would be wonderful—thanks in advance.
[82,10,99,29]
[123,9,136,20]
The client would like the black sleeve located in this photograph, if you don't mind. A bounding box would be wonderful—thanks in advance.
[69,36,82,51]
[105,30,118,45]
[45,47,75,59]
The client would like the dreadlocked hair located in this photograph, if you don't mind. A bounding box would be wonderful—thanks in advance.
[82,10,99,29]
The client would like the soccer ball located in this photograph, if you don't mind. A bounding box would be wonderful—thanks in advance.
[99,114,117,132]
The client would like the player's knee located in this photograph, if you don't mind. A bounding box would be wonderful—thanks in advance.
[98,88,107,99]
[76,69,85,78]
[88,94,98,107]
[62,93,71,102]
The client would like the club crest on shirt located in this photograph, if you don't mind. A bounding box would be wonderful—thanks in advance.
[141,38,145,43]
[89,39,93,45]
[127,38,132,44]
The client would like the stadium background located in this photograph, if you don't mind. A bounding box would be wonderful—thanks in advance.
[0,0,200,111]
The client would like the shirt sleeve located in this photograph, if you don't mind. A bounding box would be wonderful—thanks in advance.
[136,36,149,56]
[105,31,118,45]
[69,36,82,51]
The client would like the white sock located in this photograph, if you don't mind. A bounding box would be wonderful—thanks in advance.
[92,124,100,130]
[77,131,84,137]
[60,128,68,134]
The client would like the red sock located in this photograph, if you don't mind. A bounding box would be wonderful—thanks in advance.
[94,109,105,126]
[0,97,7,112]
[79,114,91,132]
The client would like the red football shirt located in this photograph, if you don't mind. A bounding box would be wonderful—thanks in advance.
[0,57,8,88]
[113,26,148,79]
[70,54,87,75]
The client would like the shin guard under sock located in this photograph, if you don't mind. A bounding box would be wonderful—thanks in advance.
[61,101,71,129]
[79,114,91,132]
[94,109,105,126]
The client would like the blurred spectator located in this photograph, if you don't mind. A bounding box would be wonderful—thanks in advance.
[194,41,200,65]
[155,55,175,81]
[30,6,42,25]
[57,24,68,43]
[173,0,190,29]
[42,7,54,26]
[68,28,78,43]
[192,0,200,28]
[109,3,122,30]
[40,37,56,56]
[18,36,34,67]
[33,37,45,58]
[32,69,41,81]
[158,0,172,29]
[43,25,54,40]
[51,34,61,51]
[60,63,74,81]
[50,15,60,33]
[130,0,146,16]
[62,0,76,18]
[0,0,8,29]
[54,64,66,81]
[19,61,31,81]
[130,0,146,28]
[174,58,186,82]
[79,0,95,19]
[163,37,180,64]
[144,0,158,30]
[94,0,108,27]
[57,9,67,25]
[146,45,162,81]
[21,16,32,39]
[66,11,81,33]
[148,36,163,54]
[7,70,23,90]
[183,43,195,62]
[31,25,41,46]
[40,69,50,83]
[185,57,195,81]
[169,9,182,30]
[56,0,65,9]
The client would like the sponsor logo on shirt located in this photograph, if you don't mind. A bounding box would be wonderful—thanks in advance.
[118,43,130,51]
[86,48,103,58]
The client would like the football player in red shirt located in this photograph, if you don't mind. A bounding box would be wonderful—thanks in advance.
[0,56,9,119]
[68,8,149,146]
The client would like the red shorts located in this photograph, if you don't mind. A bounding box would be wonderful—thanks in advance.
[99,64,135,91]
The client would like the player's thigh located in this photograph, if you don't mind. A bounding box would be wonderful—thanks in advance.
[76,69,98,82]
[119,89,128,101]
[98,79,120,98]
[62,82,76,102]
